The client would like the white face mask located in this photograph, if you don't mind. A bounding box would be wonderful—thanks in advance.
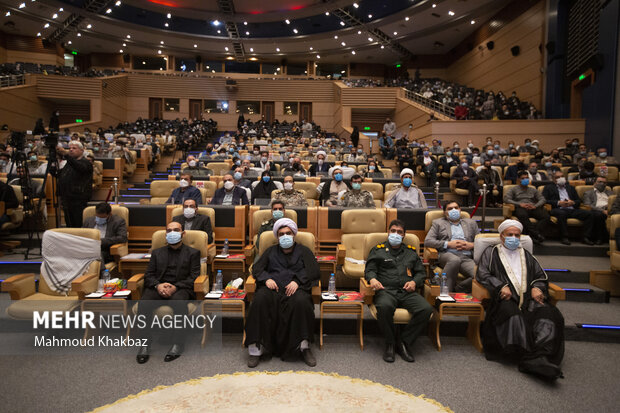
[224,180,234,190]
[179,179,189,188]
[188,160,196,167]
[183,207,196,219]
[284,182,293,191]
[317,159,324,165]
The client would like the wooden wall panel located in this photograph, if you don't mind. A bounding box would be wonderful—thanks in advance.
[0,85,54,131]
[36,75,102,99]
[4,50,62,66]
[340,88,398,108]
[445,0,545,109]
[393,98,434,137]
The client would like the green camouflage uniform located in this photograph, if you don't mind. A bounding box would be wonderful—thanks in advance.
[272,189,309,207]
[340,190,375,208]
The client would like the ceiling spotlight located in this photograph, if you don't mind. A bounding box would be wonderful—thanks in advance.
[157,50,161,54]
[309,46,313,50]
[119,49,123,53]
[249,57,257,61]
[5,11,10,16]
[393,31,398,35]
[334,35,338,39]
[351,50,356,55]
[115,1,121,5]
[276,47,280,52]
[381,45,385,49]
[250,47,254,52]
[160,41,164,44]
[243,21,247,25]
[245,31,249,35]
[368,37,373,41]
[226,56,234,60]
[405,17,410,21]
[105,8,112,14]
[340,21,345,26]
[316,54,320,59]
[44,23,49,28]
[123,43,126,46]
[52,13,58,18]
[77,33,81,37]
[341,42,346,46]
[285,19,290,24]
[36,32,41,36]
[293,28,298,33]
[357,30,361,34]
[353,2,359,8]
[341,70,345,73]
[224,46,228,51]
[67,41,72,44]
[448,11,455,16]
[58,8,63,11]
[86,24,92,29]
[325,12,329,16]
[211,70,215,73]
[19,3,25,9]
[166,13,171,18]
[194,44,197,48]
[164,23,169,27]
[470,20,476,24]
[432,3,436,7]
[277,68,280,71]
[368,14,372,19]
[212,20,220,26]
[142,61,145,64]
[126,34,131,38]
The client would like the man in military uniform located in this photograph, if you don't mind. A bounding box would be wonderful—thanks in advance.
[255,200,289,258]
[271,175,308,207]
[365,219,434,363]
[340,174,375,208]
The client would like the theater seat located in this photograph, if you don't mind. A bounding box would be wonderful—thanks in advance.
[449,165,469,200]
[170,206,217,263]
[610,215,620,271]
[150,180,182,204]
[207,162,232,176]
[502,184,545,224]
[337,209,387,280]
[82,205,129,273]
[1,185,24,232]
[361,182,384,202]
[1,228,101,320]
[244,208,297,261]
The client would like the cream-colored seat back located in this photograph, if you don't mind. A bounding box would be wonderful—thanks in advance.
[294,182,318,200]
[194,181,218,199]
[361,182,384,201]
[150,180,179,204]
[170,207,215,234]
[340,210,386,279]
[424,209,470,232]
[207,162,231,176]
[473,233,533,264]
[251,209,297,236]
[83,205,129,224]
[257,231,315,258]
[151,229,209,258]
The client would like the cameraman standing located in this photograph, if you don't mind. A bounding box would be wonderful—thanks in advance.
[57,141,92,227]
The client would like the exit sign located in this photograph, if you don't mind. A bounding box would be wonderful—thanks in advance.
[363,126,371,130]
[578,73,586,81]
[75,119,83,123]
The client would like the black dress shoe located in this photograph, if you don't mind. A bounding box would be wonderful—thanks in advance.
[164,344,183,362]
[383,344,395,363]
[560,237,571,245]
[595,239,604,245]
[247,355,260,368]
[136,345,150,364]
[396,341,415,363]
[301,348,316,367]
[583,238,594,245]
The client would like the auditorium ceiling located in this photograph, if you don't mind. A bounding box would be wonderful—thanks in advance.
[1,0,515,64]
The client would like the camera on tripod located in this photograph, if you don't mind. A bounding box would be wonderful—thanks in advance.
[8,131,26,154]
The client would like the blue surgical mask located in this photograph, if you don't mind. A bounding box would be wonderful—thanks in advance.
[279,234,294,249]
[272,210,284,220]
[331,149,336,154]
[262,176,271,183]
[423,151,429,156]
[166,231,182,245]
[487,150,494,156]
[446,151,452,157]
[402,177,412,188]
[30,155,38,162]
[494,144,500,149]
[369,165,375,171]
[448,209,460,221]
[504,236,520,250]
[352,183,361,190]
[388,233,403,247]
[229,148,235,153]
[462,162,469,169]
[357,149,363,154]
[545,162,552,168]
[234,172,242,181]
[334,173,343,182]
[520,178,530,186]
[95,216,107,226]
[509,144,514,149]
[525,142,531,147]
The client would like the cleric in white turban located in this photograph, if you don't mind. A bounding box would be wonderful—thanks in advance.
[475,219,565,380]
[246,216,320,369]
[309,150,330,176]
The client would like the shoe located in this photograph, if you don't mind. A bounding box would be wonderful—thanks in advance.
[595,239,604,245]
[383,344,395,363]
[247,355,260,368]
[537,234,546,243]
[301,348,316,367]
[560,238,571,245]
[136,345,150,364]
[164,344,183,362]
[396,341,415,363]
[583,238,594,246]
[519,357,563,381]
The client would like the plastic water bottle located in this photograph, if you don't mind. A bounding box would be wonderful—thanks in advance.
[432,272,440,286]
[222,239,229,256]
[215,270,223,292]
[328,273,336,295]
[440,272,449,297]
[103,269,110,284]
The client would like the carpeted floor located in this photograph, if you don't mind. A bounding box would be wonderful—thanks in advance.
[1,335,618,413]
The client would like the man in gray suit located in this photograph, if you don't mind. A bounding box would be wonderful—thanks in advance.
[172,198,214,244]
[582,176,611,244]
[82,202,127,263]
[424,201,480,292]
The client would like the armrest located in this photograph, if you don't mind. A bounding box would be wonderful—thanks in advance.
[336,244,346,266]
[311,281,321,305]
[544,204,552,211]
[503,204,515,218]
[472,279,490,301]
[423,247,438,261]
[548,283,565,305]
[243,245,254,265]
[194,275,209,300]
[245,275,256,294]
[71,272,99,299]
[109,243,129,259]
[359,278,374,305]
[1,273,36,300]
[127,273,145,300]
[423,278,440,299]
[207,243,216,262]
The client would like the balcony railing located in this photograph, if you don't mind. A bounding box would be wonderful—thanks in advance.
[402,88,455,119]
[0,74,25,88]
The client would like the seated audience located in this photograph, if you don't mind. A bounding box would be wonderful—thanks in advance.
[252,171,280,202]
[167,173,203,205]
[385,169,427,209]
[272,175,308,207]
[82,202,128,263]
[527,162,548,182]
[308,151,331,176]
[452,160,479,206]
[478,160,503,206]
[416,147,438,185]
[172,198,213,244]
[339,174,374,208]
[582,176,610,244]
[0,180,19,226]
[209,173,249,205]
[364,160,384,179]
[319,167,350,206]
[504,171,549,244]
[589,147,617,164]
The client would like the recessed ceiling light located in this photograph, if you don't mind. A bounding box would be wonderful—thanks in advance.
[58,8,63,11]
[249,57,257,61]
[123,43,126,46]
[166,13,171,18]
[381,45,385,49]
[157,50,161,54]
[142,61,146,64]
[224,47,228,51]
[36,32,41,36]
[293,28,298,33]
[159,68,163,70]
[67,41,72,44]
[393,31,398,35]
[334,35,338,39]
[243,21,247,25]
[368,37,373,41]
[340,21,345,26]
[250,47,254,52]
[341,42,346,46]
[77,33,81,37]
[285,19,290,24]
[5,11,10,16]
[126,34,131,38]
[341,70,345,73]
[105,8,111,14]
[164,23,168,27]
[353,2,359,8]
[368,14,372,19]
[470,20,476,24]
[211,70,215,73]
[19,3,25,9]
[86,24,92,29]
[316,54,321,59]
[325,12,329,16]
[160,41,164,44]
[432,3,436,8]
[277,68,280,71]
[351,51,356,55]
[44,23,49,28]
[405,17,410,21]
[217,30,221,34]
[226,56,234,60]
[309,46,313,50]
[119,49,123,53]
[194,44,197,47]
[357,30,362,34]
[52,13,58,18]
[212,20,220,26]
[448,11,455,16]
[246,31,249,35]
[276,47,280,52]
[115,0,121,5]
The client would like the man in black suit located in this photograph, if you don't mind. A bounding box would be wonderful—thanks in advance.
[208,173,249,205]
[308,151,331,176]
[172,198,213,243]
[451,161,479,206]
[542,170,596,245]
[136,221,201,364]
[82,202,127,263]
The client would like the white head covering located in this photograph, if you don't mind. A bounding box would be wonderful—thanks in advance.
[400,168,414,178]
[498,219,523,234]
[273,218,298,237]
[316,150,326,158]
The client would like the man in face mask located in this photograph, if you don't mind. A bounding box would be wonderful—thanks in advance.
[582,176,611,244]
[590,146,617,164]
[136,221,201,364]
[476,219,565,380]
[543,171,597,245]
[209,173,249,206]
[245,218,320,368]
[365,219,433,363]
[309,150,330,176]
[451,159,480,206]
[272,175,308,207]
[504,171,549,244]
[82,202,127,263]
[258,150,275,172]
[340,174,375,208]
[167,173,203,205]
[478,160,503,207]
[183,155,212,179]
[172,198,213,243]
[425,201,479,292]
[527,162,548,182]
[254,200,290,256]
[319,167,351,206]
[385,168,427,209]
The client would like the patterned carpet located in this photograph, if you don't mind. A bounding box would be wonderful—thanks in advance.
[90,371,453,412]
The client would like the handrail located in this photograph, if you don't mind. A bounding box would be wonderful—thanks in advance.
[0,74,25,88]
[402,88,455,119]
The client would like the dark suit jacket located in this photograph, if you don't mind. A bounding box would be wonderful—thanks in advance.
[451,166,478,183]
[172,213,213,243]
[209,186,249,205]
[144,244,200,293]
[308,162,332,176]
[83,214,128,249]
[542,183,581,209]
